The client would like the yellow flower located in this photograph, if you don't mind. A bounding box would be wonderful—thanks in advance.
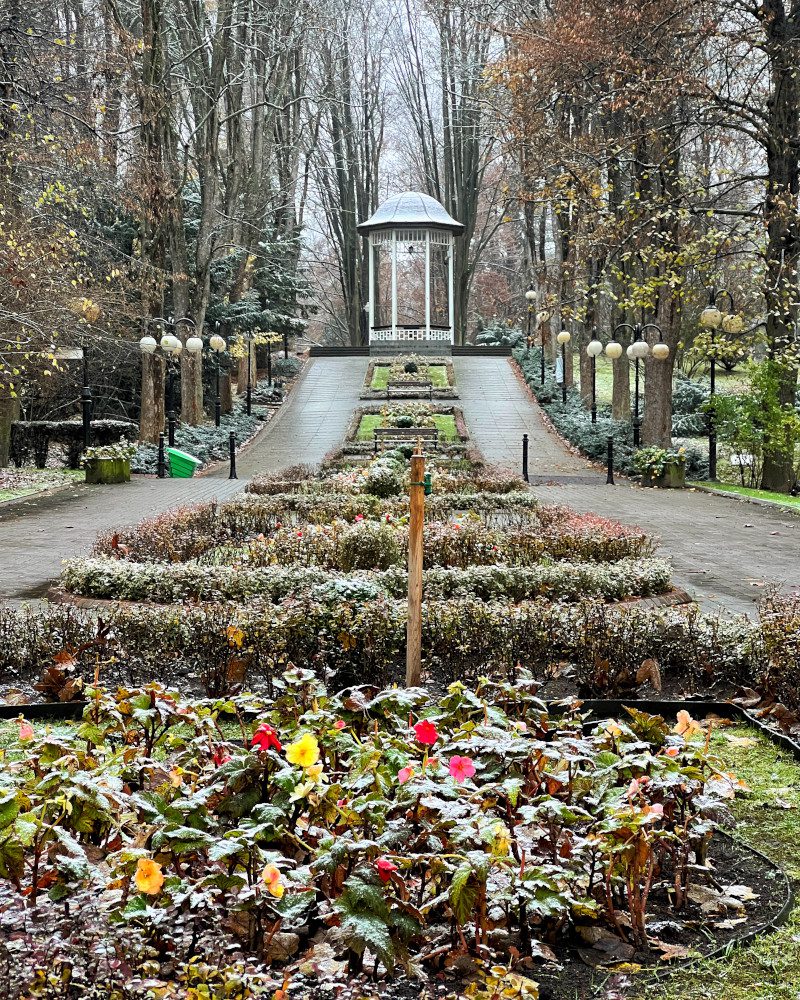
[262,863,285,899]
[286,733,320,768]
[290,780,316,802]
[305,762,324,782]
[134,858,164,895]
[226,625,245,649]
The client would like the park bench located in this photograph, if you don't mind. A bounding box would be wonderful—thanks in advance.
[374,426,439,453]
[386,378,433,400]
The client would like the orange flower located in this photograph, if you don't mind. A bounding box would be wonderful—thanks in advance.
[262,863,285,899]
[134,858,164,895]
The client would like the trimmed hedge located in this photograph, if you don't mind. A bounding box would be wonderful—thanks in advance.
[0,597,752,699]
[60,555,672,605]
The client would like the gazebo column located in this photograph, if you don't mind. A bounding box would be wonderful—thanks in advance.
[368,234,375,344]
[425,231,431,339]
[391,230,398,340]
[447,237,455,344]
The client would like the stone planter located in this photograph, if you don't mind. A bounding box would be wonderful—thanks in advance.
[641,461,685,489]
[85,457,131,485]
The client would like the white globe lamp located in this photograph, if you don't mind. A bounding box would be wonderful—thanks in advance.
[587,340,603,357]
[139,335,157,355]
[210,334,227,353]
[652,342,670,360]
[604,341,623,360]
[700,306,722,329]
[185,336,204,354]
[556,330,571,345]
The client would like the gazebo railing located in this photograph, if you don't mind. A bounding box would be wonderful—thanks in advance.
[370,325,452,343]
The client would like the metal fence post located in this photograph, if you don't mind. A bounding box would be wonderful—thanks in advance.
[157,433,166,479]
[606,435,615,485]
[228,431,238,480]
[522,433,529,483]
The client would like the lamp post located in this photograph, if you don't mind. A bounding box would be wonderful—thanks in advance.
[525,284,535,357]
[185,326,228,427]
[699,287,741,481]
[611,321,669,447]
[139,318,183,447]
[81,338,92,451]
[244,330,254,415]
[586,329,603,424]
[538,309,551,385]
[556,328,571,404]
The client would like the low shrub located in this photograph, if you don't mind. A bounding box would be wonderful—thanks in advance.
[752,590,800,712]
[91,491,543,563]
[61,555,672,605]
[131,399,265,474]
[362,456,405,497]
[336,521,402,572]
[0,596,753,698]
[10,419,137,469]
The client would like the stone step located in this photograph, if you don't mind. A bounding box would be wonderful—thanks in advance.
[370,341,452,357]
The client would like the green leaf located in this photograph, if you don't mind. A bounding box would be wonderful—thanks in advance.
[449,863,478,926]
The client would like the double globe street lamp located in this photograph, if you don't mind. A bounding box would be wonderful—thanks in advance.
[556,328,571,404]
[699,287,743,480]
[139,318,184,446]
[592,322,669,446]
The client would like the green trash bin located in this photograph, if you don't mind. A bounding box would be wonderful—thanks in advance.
[167,447,203,478]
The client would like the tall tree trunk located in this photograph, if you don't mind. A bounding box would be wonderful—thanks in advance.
[760,0,800,490]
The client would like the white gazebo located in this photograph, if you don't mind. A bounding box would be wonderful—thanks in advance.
[358,192,464,350]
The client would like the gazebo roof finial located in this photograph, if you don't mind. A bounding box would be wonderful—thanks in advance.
[358,191,464,235]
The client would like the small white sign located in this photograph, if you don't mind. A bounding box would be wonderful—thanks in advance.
[52,347,84,360]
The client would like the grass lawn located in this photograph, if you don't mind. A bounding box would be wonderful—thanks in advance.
[692,481,800,512]
[571,356,748,406]
[630,722,800,1000]
[356,413,459,442]
[370,364,450,390]
[0,467,83,503]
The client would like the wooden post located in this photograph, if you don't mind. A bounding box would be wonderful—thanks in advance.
[406,442,425,686]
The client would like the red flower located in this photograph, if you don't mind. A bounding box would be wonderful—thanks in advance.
[251,724,282,752]
[413,720,438,745]
[448,755,476,783]
[376,858,398,883]
[212,745,231,767]
[334,719,346,730]
[355,514,364,522]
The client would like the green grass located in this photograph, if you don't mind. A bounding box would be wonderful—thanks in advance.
[629,723,800,1000]
[370,364,450,390]
[356,413,459,442]
[691,481,800,512]
[572,356,748,406]
[0,467,83,503]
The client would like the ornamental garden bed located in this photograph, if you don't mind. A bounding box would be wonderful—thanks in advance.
[4,454,800,995]
[361,355,458,400]
[0,676,788,1000]
[344,404,470,456]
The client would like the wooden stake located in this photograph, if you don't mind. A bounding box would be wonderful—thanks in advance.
[406,442,425,686]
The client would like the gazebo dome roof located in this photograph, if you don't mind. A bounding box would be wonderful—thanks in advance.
[357,191,464,235]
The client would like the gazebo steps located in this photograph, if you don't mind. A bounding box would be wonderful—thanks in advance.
[370,341,452,357]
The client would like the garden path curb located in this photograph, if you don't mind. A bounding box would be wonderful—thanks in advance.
[690,482,800,516]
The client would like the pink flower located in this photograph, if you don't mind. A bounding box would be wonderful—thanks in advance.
[251,724,282,752]
[355,514,364,522]
[397,766,414,784]
[17,720,33,742]
[413,720,438,746]
[212,746,231,767]
[333,720,346,730]
[376,858,398,884]
[448,756,476,783]
[664,746,680,758]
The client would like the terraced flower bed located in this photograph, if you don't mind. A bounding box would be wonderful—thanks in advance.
[344,404,470,454]
[361,354,458,400]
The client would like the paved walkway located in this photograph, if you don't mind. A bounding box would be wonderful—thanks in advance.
[455,356,800,617]
[0,358,368,599]
[208,356,367,480]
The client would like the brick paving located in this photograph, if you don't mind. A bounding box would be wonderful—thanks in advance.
[0,358,368,600]
[454,356,800,617]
